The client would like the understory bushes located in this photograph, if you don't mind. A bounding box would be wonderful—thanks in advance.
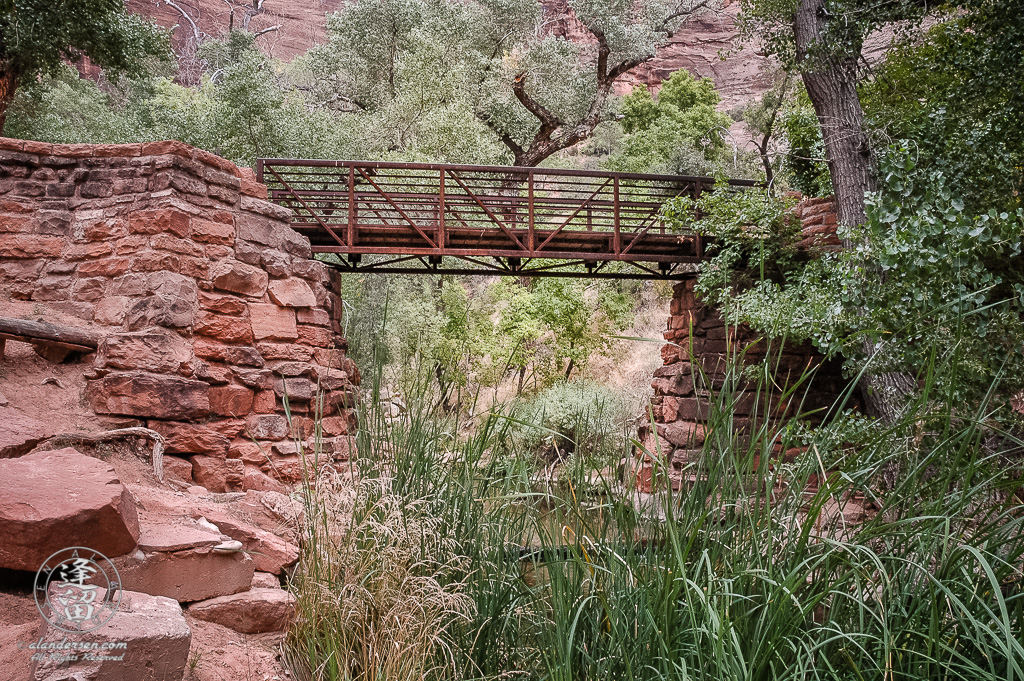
[286,346,1024,681]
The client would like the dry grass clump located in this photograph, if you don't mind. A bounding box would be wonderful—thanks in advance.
[286,471,474,681]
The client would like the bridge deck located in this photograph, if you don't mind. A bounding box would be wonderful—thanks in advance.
[256,159,757,279]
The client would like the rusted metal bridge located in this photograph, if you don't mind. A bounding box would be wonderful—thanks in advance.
[256,159,758,279]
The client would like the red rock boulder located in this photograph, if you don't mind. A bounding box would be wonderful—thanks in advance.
[31,589,192,681]
[0,448,140,571]
[187,588,296,634]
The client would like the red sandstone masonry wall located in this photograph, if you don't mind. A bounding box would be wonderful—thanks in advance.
[0,138,358,492]
[636,196,851,490]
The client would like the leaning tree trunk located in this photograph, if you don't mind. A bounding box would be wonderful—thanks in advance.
[793,0,916,422]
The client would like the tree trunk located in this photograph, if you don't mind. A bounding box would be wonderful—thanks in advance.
[792,0,876,226]
[793,0,915,421]
[0,68,19,136]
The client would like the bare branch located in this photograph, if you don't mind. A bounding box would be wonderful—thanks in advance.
[164,0,202,44]
[254,25,281,37]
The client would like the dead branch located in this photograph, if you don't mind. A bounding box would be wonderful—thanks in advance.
[47,428,166,481]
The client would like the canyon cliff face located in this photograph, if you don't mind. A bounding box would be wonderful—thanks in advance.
[129,0,774,109]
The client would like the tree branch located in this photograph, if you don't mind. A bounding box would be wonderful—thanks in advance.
[512,71,562,137]
[164,0,202,44]
[475,111,526,159]
[254,25,281,37]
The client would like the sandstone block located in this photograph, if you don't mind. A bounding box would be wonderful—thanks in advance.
[274,377,312,402]
[230,441,268,465]
[0,448,140,571]
[231,367,274,390]
[297,324,334,348]
[198,291,247,315]
[192,217,235,244]
[198,510,299,575]
[267,278,316,308]
[281,228,312,258]
[163,455,194,483]
[0,234,63,258]
[129,207,190,236]
[125,291,197,330]
[211,260,269,297]
[320,415,354,437]
[661,421,708,447]
[76,256,132,277]
[191,455,244,493]
[245,414,288,440]
[252,571,281,589]
[89,372,211,420]
[115,546,254,603]
[236,215,283,248]
[210,419,246,439]
[31,589,192,681]
[297,308,333,327]
[97,329,193,374]
[195,311,255,344]
[242,466,291,494]
[261,248,290,276]
[0,407,54,458]
[253,390,277,413]
[188,588,295,634]
[250,303,297,341]
[194,339,265,367]
[257,342,311,361]
[147,421,230,456]
[209,384,255,417]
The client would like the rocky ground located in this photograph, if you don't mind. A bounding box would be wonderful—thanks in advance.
[0,336,305,681]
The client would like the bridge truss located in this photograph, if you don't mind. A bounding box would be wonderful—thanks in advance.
[256,159,758,280]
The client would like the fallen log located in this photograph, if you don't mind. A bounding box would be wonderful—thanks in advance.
[0,317,101,348]
[0,316,101,362]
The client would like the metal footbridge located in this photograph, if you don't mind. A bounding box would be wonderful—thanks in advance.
[256,159,757,279]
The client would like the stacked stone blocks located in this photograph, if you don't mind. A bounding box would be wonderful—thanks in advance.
[640,195,850,490]
[0,138,358,491]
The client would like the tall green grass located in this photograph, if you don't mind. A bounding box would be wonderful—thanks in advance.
[285,341,1024,681]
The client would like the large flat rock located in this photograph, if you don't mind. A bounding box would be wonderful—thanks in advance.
[0,406,54,458]
[115,547,254,603]
[0,447,140,571]
[188,588,296,634]
[31,589,191,681]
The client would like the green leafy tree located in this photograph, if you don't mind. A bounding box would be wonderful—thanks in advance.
[778,86,831,196]
[311,0,719,167]
[607,69,732,174]
[667,151,1024,419]
[0,0,168,131]
[861,0,1024,214]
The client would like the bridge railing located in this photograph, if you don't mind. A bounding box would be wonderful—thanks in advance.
[256,159,757,275]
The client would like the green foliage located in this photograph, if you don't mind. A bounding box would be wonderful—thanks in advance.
[608,69,732,175]
[840,148,1024,408]
[664,180,801,296]
[779,87,831,196]
[667,149,1024,416]
[506,380,632,465]
[860,0,1024,213]
[0,0,169,84]
[307,0,716,166]
[290,343,1024,681]
[4,64,150,143]
[484,277,632,389]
